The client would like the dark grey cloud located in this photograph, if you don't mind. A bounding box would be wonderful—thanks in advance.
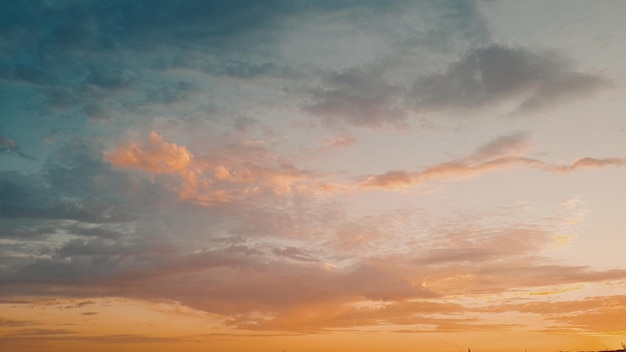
[304,68,408,128]
[413,44,609,113]
[304,44,608,128]
[0,219,60,239]
[0,140,160,223]
[143,81,196,105]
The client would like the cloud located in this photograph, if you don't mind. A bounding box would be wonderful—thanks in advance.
[3,163,626,333]
[2,200,617,331]
[0,139,158,223]
[105,131,203,199]
[413,229,549,266]
[471,131,530,160]
[2,130,625,334]
[2,0,459,125]
[304,44,608,128]
[0,136,18,153]
[322,134,358,148]
[1,332,182,344]
[0,318,35,327]
[105,132,192,174]
[272,246,318,262]
[242,299,467,332]
[484,295,626,333]
[0,135,35,159]
[304,68,408,128]
[361,133,626,189]
[412,44,609,113]
[7,328,75,337]
[106,131,315,203]
[424,261,626,296]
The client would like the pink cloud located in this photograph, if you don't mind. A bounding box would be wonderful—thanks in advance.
[105,131,314,203]
[361,133,626,190]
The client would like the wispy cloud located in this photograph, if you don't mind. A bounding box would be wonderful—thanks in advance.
[361,133,626,189]
[322,134,358,148]
[485,295,626,333]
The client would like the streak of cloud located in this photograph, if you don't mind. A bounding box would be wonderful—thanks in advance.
[362,133,626,189]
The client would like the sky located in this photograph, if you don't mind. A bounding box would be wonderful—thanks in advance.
[1,1,626,351]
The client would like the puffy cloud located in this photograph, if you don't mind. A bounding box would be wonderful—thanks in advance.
[105,132,204,200]
[106,131,316,203]
[105,132,192,174]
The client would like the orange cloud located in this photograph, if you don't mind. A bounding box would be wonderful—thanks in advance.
[105,132,314,203]
[484,295,626,333]
[106,131,201,200]
[552,157,626,172]
[105,131,192,174]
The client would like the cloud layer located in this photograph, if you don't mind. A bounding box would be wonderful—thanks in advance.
[2,131,626,333]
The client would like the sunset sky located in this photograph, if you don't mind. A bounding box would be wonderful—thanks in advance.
[1,1,626,351]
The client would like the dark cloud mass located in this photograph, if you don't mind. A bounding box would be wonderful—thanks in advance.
[413,45,608,113]
[0,0,495,127]
[304,68,408,128]
[305,45,608,127]
[0,141,143,223]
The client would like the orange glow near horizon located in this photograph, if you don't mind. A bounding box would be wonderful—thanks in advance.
[2,293,626,352]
